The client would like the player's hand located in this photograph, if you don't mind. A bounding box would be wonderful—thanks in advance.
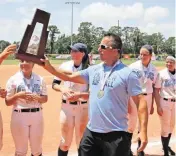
[150,106,154,115]
[40,56,52,71]
[0,88,7,98]
[16,92,32,99]
[67,92,80,101]
[25,93,42,102]
[63,90,75,101]
[157,106,163,116]
[1,44,16,56]
[137,131,148,153]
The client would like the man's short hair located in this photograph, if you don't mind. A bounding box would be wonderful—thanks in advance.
[104,33,122,50]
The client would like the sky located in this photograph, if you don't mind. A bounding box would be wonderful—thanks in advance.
[0,0,175,42]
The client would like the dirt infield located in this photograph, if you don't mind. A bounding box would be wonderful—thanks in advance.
[0,65,175,156]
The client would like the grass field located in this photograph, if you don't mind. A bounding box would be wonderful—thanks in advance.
[2,59,165,67]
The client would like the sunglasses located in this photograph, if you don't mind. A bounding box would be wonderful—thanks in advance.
[99,44,122,52]
[99,44,113,50]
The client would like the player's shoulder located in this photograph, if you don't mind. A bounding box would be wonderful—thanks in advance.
[159,68,168,75]
[61,60,73,66]
[59,60,73,69]
[129,60,140,68]
[11,71,21,79]
[7,71,21,83]
[150,62,158,71]
[32,72,44,81]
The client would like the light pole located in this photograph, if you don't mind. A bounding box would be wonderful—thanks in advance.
[65,1,80,46]
[118,20,119,35]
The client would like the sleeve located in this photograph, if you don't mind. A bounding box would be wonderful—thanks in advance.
[79,67,90,84]
[154,72,162,88]
[6,78,16,97]
[127,71,142,96]
[153,68,158,85]
[41,79,47,96]
[52,79,61,85]
[53,63,64,81]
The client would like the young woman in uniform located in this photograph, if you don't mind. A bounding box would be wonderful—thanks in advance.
[155,56,175,156]
[5,60,48,156]
[52,43,90,156]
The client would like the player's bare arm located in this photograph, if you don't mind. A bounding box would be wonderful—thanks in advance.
[0,44,16,64]
[52,81,71,93]
[67,91,89,101]
[131,94,148,153]
[5,92,31,106]
[52,79,76,101]
[150,85,155,115]
[26,93,48,104]
[154,88,163,116]
[41,57,87,84]
[52,80,89,101]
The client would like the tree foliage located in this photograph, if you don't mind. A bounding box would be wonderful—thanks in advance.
[1,22,175,56]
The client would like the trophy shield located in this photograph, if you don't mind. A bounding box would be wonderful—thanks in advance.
[15,8,50,65]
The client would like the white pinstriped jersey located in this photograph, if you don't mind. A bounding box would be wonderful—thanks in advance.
[6,71,47,109]
[54,60,88,99]
[129,60,158,94]
[155,68,176,99]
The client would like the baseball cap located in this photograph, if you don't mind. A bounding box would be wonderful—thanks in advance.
[141,45,153,54]
[70,43,88,54]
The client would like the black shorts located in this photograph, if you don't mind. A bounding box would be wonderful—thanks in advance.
[78,128,131,156]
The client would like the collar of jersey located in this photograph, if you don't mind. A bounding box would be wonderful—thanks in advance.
[19,71,34,80]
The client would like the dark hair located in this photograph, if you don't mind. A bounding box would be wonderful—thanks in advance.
[82,53,90,70]
[141,45,153,55]
[104,33,122,50]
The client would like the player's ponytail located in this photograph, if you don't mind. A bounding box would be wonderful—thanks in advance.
[82,52,90,70]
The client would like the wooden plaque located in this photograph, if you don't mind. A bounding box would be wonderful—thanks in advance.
[15,8,50,64]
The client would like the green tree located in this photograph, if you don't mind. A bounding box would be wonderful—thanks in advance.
[55,34,71,54]
[163,37,175,56]
[108,26,122,37]
[48,25,60,54]
[0,40,11,52]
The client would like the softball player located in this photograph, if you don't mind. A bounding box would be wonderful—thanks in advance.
[128,45,158,156]
[52,43,90,156]
[154,56,175,156]
[0,44,16,150]
[5,60,48,156]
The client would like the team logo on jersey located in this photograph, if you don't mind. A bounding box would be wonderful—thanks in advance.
[92,73,101,85]
[105,75,117,88]
[133,69,154,81]
[132,69,142,78]
[164,79,176,87]
[145,72,154,81]
[33,84,41,93]
[16,84,26,92]
[92,72,117,88]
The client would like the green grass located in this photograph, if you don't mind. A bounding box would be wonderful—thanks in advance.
[1,59,165,67]
[1,59,67,65]
[95,59,165,67]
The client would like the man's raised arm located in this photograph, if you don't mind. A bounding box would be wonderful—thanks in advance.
[40,57,87,84]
